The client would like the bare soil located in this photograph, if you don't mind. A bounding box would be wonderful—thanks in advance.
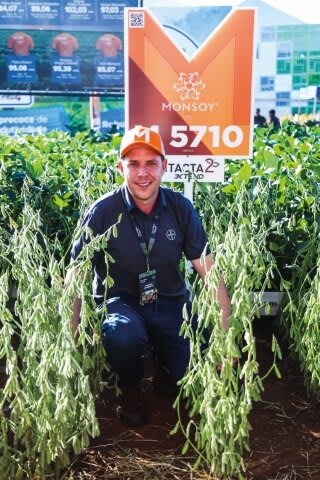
[68,318,320,479]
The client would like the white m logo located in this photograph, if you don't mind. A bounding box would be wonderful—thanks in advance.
[134,125,160,143]
[134,127,151,143]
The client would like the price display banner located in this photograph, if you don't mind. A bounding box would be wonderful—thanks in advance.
[0,0,139,94]
[63,0,95,25]
[125,8,256,181]
[26,1,61,24]
[0,0,25,23]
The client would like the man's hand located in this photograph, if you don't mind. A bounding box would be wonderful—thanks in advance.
[192,253,231,330]
[72,297,81,339]
[65,267,81,340]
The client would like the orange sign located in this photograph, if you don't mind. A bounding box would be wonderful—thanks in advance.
[125,7,256,160]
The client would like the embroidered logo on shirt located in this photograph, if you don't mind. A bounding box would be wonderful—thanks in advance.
[166,229,176,240]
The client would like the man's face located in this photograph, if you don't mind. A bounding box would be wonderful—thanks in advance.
[118,147,167,209]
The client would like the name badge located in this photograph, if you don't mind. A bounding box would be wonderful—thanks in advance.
[139,269,157,305]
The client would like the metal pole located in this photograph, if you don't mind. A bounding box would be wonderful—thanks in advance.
[184,181,194,296]
[184,181,193,204]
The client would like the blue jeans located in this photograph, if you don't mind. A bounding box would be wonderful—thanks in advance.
[100,293,196,387]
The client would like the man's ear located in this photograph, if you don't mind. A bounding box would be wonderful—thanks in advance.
[162,157,167,173]
[117,158,124,176]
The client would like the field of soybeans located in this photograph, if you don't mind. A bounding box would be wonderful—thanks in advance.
[1,121,320,479]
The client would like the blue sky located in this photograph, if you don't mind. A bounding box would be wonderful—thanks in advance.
[144,0,320,24]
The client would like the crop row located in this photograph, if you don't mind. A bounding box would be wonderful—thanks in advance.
[0,122,320,478]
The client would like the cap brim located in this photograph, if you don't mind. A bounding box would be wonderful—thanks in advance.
[121,142,164,157]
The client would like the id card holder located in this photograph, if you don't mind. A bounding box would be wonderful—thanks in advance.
[139,269,157,305]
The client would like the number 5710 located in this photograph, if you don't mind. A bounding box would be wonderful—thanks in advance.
[170,125,244,149]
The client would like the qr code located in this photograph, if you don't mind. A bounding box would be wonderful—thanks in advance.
[129,11,144,28]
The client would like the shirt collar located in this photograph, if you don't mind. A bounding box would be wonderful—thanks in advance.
[121,185,167,214]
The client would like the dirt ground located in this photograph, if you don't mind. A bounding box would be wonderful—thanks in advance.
[68,318,320,480]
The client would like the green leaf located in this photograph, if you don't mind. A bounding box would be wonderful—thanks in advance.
[278,176,286,192]
[222,183,236,194]
[53,194,66,208]
[268,241,279,252]
[300,143,310,153]
[237,162,252,182]
[304,196,314,206]
[62,191,73,199]
[32,159,44,177]
[263,150,278,169]
[25,160,35,177]
[97,172,106,181]
[1,144,12,155]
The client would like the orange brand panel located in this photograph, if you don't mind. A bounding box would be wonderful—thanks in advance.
[125,7,256,158]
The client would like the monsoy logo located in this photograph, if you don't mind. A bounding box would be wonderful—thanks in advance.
[161,71,217,112]
[174,72,205,101]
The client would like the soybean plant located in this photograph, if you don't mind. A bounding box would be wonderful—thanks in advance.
[0,198,115,478]
[280,200,320,396]
[173,184,281,479]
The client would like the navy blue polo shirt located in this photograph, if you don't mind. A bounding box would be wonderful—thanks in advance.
[71,185,209,303]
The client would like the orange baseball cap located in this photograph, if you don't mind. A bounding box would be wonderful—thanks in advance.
[120,126,165,157]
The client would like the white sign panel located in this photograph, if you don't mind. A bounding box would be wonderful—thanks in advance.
[163,156,224,182]
[0,94,33,107]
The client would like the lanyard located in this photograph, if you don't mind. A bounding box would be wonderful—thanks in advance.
[130,213,159,271]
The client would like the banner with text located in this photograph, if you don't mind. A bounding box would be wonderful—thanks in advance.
[0,0,139,94]
[125,7,256,182]
[0,105,69,135]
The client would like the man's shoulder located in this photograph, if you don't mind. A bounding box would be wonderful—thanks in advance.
[161,186,193,214]
[81,187,124,230]
[83,187,123,223]
[162,186,191,203]
[90,187,123,211]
